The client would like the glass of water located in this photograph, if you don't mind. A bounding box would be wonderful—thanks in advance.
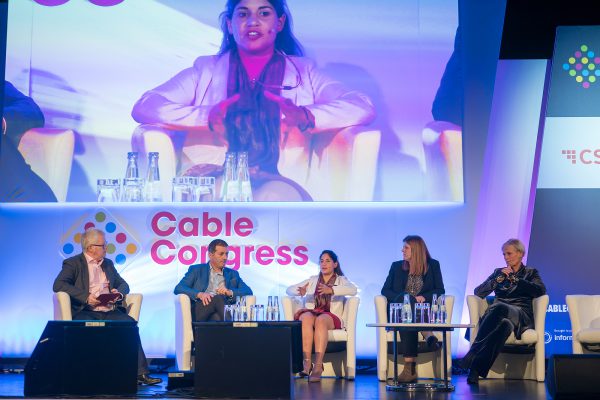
[196,176,216,202]
[389,303,401,323]
[224,305,234,322]
[97,179,120,202]
[172,177,198,202]
[121,178,144,202]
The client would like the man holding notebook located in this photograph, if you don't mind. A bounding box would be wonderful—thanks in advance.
[53,227,162,386]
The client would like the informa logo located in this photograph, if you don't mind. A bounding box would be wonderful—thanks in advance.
[562,44,600,89]
[60,210,140,266]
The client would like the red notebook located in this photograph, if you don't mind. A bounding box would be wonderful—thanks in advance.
[96,292,122,306]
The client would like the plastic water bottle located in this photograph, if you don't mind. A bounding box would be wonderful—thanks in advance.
[237,152,253,202]
[439,295,447,324]
[124,151,140,179]
[221,152,239,201]
[273,296,280,321]
[144,152,162,202]
[402,294,412,323]
[431,294,439,323]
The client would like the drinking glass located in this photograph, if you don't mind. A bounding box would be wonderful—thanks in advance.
[256,305,265,321]
[172,177,198,202]
[389,303,401,324]
[224,305,234,322]
[196,176,216,202]
[121,178,144,202]
[414,302,424,323]
[97,179,120,202]
[422,303,431,323]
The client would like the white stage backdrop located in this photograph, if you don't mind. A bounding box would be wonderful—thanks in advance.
[0,203,472,358]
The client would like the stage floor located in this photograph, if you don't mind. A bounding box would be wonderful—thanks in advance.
[0,371,551,399]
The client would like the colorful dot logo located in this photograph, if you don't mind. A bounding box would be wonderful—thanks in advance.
[61,210,140,266]
[563,44,600,89]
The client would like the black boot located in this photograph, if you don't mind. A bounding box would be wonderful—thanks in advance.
[467,368,479,385]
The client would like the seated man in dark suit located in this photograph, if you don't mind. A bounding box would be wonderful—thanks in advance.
[174,239,253,321]
[53,228,162,385]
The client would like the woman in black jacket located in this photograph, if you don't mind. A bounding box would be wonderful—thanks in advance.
[381,235,445,383]
[461,238,546,384]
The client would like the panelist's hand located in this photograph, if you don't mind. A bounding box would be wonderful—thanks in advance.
[215,287,233,297]
[109,288,123,304]
[263,91,314,131]
[316,283,334,295]
[87,294,101,306]
[196,292,214,306]
[415,295,426,303]
[208,94,241,134]
[500,267,512,276]
[297,282,309,296]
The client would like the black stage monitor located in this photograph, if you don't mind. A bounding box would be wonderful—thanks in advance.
[24,320,138,396]
[546,354,600,399]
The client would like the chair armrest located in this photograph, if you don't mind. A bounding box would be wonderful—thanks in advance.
[245,295,256,306]
[175,294,193,371]
[53,291,72,320]
[466,295,488,344]
[282,296,295,321]
[124,293,143,321]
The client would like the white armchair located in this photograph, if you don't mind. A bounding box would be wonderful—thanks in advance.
[374,295,454,381]
[566,295,600,354]
[174,294,256,371]
[282,295,359,379]
[466,294,549,382]
[53,291,143,321]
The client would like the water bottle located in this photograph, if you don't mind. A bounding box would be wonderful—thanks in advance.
[237,152,253,202]
[124,152,140,178]
[439,295,447,324]
[431,294,439,323]
[266,296,273,321]
[402,294,412,323]
[221,152,239,201]
[144,152,162,202]
[273,296,280,321]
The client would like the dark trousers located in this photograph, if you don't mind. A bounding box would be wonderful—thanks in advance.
[399,332,419,358]
[193,295,227,322]
[73,309,149,375]
[463,302,520,377]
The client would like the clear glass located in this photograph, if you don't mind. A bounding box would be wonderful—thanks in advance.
[97,179,120,202]
[172,176,198,202]
[389,303,401,324]
[121,177,144,202]
[266,296,274,321]
[195,176,215,202]
[224,304,234,322]
[273,296,280,321]
[431,294,439,323]
[439,295,447,324]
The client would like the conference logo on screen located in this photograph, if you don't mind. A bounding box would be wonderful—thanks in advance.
[562,44,600,89]
[561,149,600,164]
[60,209,140,266]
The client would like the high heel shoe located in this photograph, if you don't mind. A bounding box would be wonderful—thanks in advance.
[298,359,313,377]
[308,363,323,383]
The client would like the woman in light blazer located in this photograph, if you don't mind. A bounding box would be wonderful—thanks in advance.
[286,250,357,382]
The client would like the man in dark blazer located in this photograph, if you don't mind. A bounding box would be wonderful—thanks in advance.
[174,238,253,321]
[53,228,161,385]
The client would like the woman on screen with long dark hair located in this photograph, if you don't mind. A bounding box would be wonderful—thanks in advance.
[132,0,375,201]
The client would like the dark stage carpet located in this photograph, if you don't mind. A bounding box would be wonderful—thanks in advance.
[0,371,551,399]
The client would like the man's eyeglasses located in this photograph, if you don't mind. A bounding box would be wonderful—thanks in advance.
[90,243,107,248]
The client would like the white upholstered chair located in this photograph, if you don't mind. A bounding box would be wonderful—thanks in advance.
[53,291,143,321]
[174,294,256,371]
[566,295,600,354]
[466,294,549,382]
[282,295,359,379]
[17,128,75,202]
[374,295,454,381]
[132,124,381,201]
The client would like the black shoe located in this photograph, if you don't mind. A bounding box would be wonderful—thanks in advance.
[137,374,162,385]
[426,335,440,350]
[466,369,479,385]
